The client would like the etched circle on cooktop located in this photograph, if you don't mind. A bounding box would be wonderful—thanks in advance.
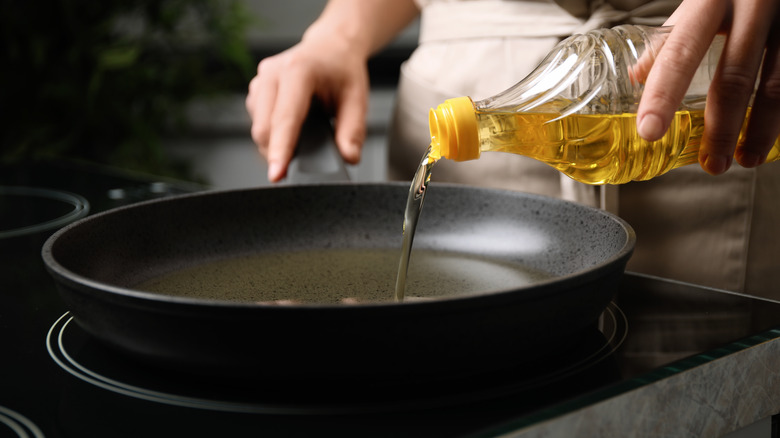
[46,304,627,414]
[0,405,45,438]
[0,186,89,239]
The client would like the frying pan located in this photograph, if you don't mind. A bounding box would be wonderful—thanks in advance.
[42,182,634,387]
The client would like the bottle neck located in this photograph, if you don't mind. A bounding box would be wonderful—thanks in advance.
[428,97,480,162]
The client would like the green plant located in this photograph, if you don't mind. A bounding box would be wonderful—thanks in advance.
[1,0,255,178]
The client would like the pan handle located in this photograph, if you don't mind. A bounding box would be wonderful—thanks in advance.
[285,100,351,184]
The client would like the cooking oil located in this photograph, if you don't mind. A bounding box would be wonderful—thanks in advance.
[426,23,779,183]
[469,109,780,185]
[395,146,436,301]
[138,247,552,304]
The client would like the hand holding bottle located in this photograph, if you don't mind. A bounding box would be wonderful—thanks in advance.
[637,0,780,175]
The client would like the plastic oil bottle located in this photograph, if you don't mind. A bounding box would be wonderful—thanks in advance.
[427,25,780,185]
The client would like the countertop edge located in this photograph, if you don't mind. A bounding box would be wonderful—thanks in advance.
[501,331,780,437]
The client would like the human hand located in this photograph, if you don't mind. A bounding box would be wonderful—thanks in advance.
[246,37,369,182]
[636,0,780,175]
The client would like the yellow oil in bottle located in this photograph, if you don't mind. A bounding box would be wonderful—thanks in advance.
[475,109,780,184]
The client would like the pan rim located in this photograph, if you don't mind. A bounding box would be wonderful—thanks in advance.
[41,182,636,311]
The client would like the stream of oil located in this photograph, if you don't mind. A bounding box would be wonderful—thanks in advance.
[393,146,436,301]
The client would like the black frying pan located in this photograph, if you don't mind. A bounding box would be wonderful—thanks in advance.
[42,182,634,387]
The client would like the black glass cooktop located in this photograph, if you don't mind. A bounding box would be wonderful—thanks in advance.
[2,161,780,437]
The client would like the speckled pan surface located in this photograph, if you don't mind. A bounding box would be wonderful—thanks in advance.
[45,182,633,295]
[41,183,635,382]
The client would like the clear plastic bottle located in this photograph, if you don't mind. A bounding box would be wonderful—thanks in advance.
[428,25,780,185]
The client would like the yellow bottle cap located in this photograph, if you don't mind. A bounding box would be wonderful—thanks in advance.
[428,96,480,162]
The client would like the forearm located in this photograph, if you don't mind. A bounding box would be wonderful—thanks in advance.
[303,0,420,59]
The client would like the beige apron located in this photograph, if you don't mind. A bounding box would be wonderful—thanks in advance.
[388,0,780,299]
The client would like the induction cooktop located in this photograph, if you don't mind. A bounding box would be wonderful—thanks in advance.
[2,160,779,438]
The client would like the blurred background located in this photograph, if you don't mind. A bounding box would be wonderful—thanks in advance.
[1,0,419,189]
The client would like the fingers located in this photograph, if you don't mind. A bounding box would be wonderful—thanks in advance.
[247,59,279,159]
[735,27,780,167]
[333,82,369,165]
[246,51,316,182]
[246,44,371,182]
[637,1,725,143]
[266,63,317,182]
[698,1,774,174]
[639,0,780,175]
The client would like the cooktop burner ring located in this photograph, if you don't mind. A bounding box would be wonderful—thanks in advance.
[46,313,266,414]
[0,186,89,239]
[0,405,45,438]
[46,304,627,415]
